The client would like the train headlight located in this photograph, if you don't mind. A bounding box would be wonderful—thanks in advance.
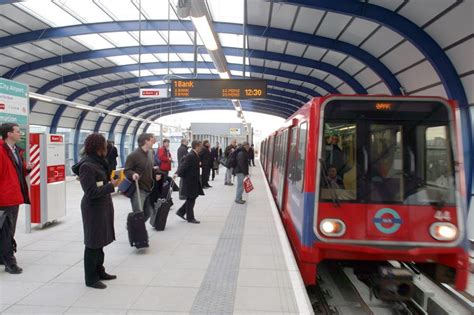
[319,219,346,237]
[429,222,458,241]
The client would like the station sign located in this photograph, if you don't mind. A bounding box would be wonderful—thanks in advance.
[139,88,168,98]
[0,78,29,152]
[171,79,267,99]
[229,127,241,135]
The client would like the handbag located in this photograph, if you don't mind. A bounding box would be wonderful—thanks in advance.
[213,160,219,170]
[243,176,254,193]
[118,177,137,198]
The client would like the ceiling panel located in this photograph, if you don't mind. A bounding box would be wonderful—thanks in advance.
[396,60,440,91]
[461,75,474,104]
[399,0,456,28]
[337,83,355,95]
[410,83,447,98]
[354,67,381,88]
[294,65,312,76]
[321,50,346,66]
[303,46,326,60]
[279,62,297,73]
[338,57,365,76]
[446,37,474,75]
[14,74,48,88]
[264,60,280,69]
[270,3,298,29]
[369,0,404,11]
[292,8,325,34]
[249,58,264,67]
[246,0,271,27]
[247,36,267,51]
[266,38,287,54]
[0,15,30,34]
[285,42,307,57]
[1,5,49,30]
[316,12,352,38]
[360,26,404,57]
[315,87,328,96]
[325,74,343,88]
[380,41,425,73]
[311,69,328,80]
[0,47,40,66]
[302,82,316,91]
[366,82,391,95]
[338,18,379,46]
[425,2,474,48]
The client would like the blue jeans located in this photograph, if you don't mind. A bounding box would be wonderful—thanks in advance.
[235,173,245,201]
[225,167,233,184]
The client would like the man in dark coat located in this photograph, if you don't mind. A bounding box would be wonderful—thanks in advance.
[105,140,118,177]
[0,123,32,274]
[234,142,250,204]
[72,133,120,289]
[174,140,204,224]
[177,139,189,200]
[199,140,212,188]
[248,144,256,167]
[224,139,237,185]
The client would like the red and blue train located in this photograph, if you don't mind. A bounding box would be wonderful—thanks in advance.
[261,95,469,292]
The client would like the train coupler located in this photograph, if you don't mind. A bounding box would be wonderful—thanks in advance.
[374,266,414,301]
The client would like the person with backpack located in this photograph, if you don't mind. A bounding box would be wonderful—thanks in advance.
[224,139,237,186]
[156,138,172,177]
[234,142,250,204]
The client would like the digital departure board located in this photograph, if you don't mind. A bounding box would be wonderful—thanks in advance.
[171,79,267,99]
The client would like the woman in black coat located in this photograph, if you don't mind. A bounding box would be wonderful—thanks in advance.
[199,140,212,188]
[73,134,119,289]
[175,140,204,224]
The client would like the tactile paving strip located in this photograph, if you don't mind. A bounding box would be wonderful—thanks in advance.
[190,202,247,314]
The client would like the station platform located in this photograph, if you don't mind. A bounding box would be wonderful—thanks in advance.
[0,162,313,314]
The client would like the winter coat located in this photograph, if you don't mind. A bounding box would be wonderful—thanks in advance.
[0,139,30,207]
[176,150,204,199]
[74,154,116,249]
[234,149,249,176]
[248,147,255,159]
[199,146,212,169]
[158,146,172,172]
[177,144,189,166]
[106,144,118,174]
[124,147,154,192]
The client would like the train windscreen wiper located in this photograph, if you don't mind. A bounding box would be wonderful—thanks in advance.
[319,158,341,208]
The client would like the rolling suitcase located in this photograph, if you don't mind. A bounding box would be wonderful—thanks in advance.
[150,179,173,231]
[127,180,149,248]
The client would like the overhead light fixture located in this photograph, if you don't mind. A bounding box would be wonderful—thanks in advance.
[75,104,93,111]
[29,93,53,102]
[107,111,122,117]
[191,15,218,51]
[219,71,230,79]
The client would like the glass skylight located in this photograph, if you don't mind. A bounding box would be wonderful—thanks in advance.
[177,54,196,62]
[103,32,138,47]
[146,80,166,86]
[159,31,193,45]
[226,56,250,65]
[230,70,244,77]
[197,68,213,74]
[154,53,183,62]
[132,0,179,20]
[107,56,137,65]
[198,54,213,62]
[130,31,167,45]
[130,54,159,63]
[15,0,80,27]
[151,69,170,75]
[208,0,244,24]
[56,0,113,23]
[71,34,115,50]
[95,0,139,21]
[218,33,244,48]
[171,68,193,74]
[130,70,155,77]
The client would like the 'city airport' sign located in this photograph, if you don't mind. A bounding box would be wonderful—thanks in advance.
[0,78,29,151]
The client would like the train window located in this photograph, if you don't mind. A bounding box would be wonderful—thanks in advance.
[296,122,308,191]
[287,127,299,185]
[425,126,452,186]
[320,123,357,201]
[369,125,403,203]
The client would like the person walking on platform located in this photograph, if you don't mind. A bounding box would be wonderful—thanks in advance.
[105,140,118,177]
[224,139,237,185]
[177,139,189,200]
[210,142,222,180]
[125,133,161,221]
[235,142,250,204]
[157,138,172,177]
[72,133,120,289]
[174,140,204,224]
[199,140,212,188]
[0,123,32,274]
[248,144,256,167]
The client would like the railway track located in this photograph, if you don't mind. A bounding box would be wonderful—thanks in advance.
[308,262,473,314]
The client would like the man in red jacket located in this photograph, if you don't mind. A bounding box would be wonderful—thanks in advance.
[157,138,172,176]
[0,123,32,274]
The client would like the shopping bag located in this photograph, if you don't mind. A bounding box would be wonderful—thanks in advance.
[243,176,254,193]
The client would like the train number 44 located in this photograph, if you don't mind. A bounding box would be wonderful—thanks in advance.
[434,210,451,221]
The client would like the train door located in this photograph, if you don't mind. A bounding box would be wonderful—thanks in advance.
[270,134,280,184]
[271,133,281,195]
[266,136,275,180]
[277,129,290,209]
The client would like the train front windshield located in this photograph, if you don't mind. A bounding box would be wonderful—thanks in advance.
[320,99,457,205]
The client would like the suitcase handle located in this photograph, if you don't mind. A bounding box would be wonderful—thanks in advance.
[135,179,143,212]
[166,177,175,200]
